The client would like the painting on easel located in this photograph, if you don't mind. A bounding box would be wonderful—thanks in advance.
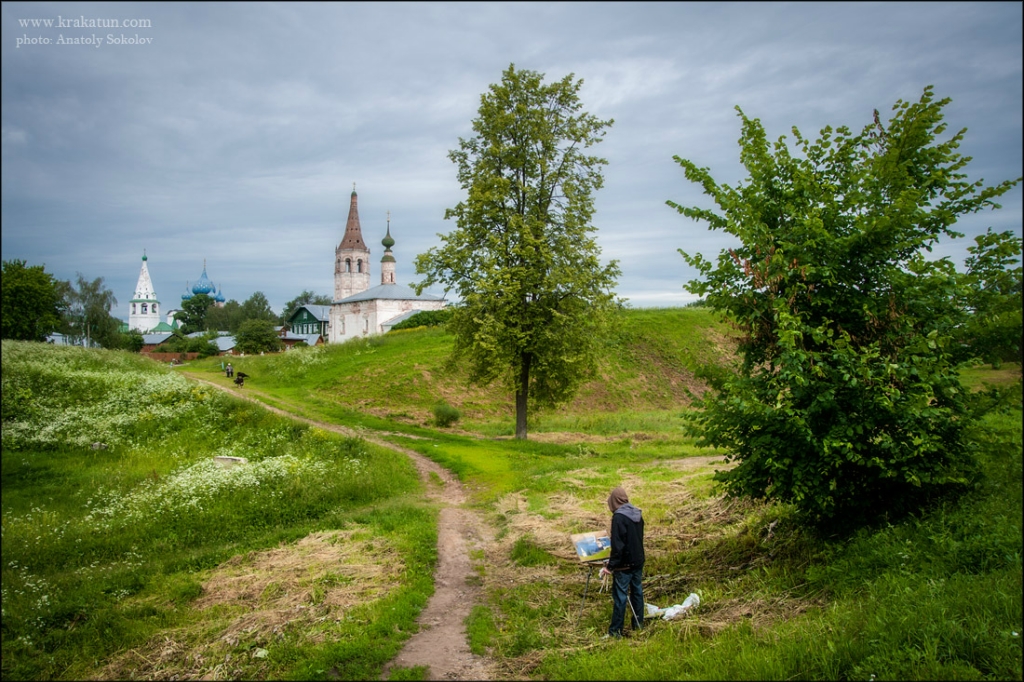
[570,531,611,563]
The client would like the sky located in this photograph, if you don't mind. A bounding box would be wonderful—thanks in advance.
[2,2,1021,322]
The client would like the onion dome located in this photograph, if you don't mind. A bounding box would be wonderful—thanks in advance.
[191,259,214,295]
[214,286,226,303]
[182,281,193,301]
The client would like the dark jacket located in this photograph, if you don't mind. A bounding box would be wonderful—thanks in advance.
[607,503,645,571]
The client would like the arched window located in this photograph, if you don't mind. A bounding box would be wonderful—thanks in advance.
[132,303,137,314]
[141,303,148,314]
[345,259,352,273]
[357,259,363,273]
[152,304,158,314]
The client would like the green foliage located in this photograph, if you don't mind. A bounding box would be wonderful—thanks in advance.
[174,293,213,334]
[431,401,461,427]
[241,290,279,325]
[282,290,332,322]
[415,63,620,439]
[235,318,284,355]
[120,329,145,353]
[669,86,1022,531]
[388,308,453,331]
[959,228,1023,367]
[0,340,430,680]
[160,329,220,357]
[204,298,244,333]
[465,605,498,655]
[1,259,68,341]
[61,273,120,348]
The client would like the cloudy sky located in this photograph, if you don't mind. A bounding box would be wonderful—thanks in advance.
[2,2,1021,321]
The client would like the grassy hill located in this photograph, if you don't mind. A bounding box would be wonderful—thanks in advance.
[186,306,739,436]
[3,306,1020,680]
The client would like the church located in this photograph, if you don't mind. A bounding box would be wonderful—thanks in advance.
[328,186,445,343]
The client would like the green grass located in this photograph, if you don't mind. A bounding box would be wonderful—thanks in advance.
[1,340,436,681]
[4,308,1021,681]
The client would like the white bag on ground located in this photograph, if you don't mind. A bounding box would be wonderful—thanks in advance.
[659,593,700,620]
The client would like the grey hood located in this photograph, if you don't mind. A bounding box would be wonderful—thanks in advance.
[614,502,642,523]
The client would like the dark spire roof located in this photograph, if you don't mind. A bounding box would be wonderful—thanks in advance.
[339,183,367,251]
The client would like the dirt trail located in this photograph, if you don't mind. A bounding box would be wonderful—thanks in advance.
[189,377,497,680]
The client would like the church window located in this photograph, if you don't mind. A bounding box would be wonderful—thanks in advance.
[357,259,363,273]
[132,303,136,314]
[153,304,158,314]
[345,259,352,273]
[141,303,148,314]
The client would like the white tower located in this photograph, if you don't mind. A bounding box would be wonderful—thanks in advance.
[128,251,161,332]
[334,184,371,301]
[380,211,396,285]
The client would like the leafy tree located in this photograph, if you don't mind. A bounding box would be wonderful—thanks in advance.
[958,228,1022,368]
[120,329,145,353]
[415,64,620,439]
[174,293,212,334]
[669,86,1021,531]
[160,329,219,357]
[205,299,244,333]
[1,259,68,341]
[282,290,332,320]
[63,273,120,348]
[240,291,279,325]
[234,318,283,355]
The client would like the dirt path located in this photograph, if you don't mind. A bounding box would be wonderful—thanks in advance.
[188,376,497,680]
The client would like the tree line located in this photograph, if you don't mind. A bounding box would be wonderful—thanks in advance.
[0,264,332,355]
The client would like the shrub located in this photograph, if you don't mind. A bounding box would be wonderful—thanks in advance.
[432,401,461,427]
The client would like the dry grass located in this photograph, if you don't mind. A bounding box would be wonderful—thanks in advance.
[97,529,404,681]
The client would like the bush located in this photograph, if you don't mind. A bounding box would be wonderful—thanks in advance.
[432,401,460,427]
[389,309,452,331]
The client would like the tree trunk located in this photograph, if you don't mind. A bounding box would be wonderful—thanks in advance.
[515,353,530,440]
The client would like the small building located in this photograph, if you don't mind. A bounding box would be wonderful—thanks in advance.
[284,305,330,337]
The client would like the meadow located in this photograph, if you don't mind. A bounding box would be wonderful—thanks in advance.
[2,306,1021,680]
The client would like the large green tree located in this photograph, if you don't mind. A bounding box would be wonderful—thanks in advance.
[669,86,1021,530]
[1,260,68,341]
[240,291,279,324]
[174,293,213,334]
[234,318,283,355]
[415,64,620,440]
[63,273,120,348]
[205,299,244,333]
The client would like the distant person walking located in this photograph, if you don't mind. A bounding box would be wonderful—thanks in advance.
[600,486,645,638]
[226,363,233,378]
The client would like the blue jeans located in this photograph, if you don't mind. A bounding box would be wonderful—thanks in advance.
[609,567,643,636]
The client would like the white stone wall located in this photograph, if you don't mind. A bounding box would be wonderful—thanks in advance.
[329,297,445,344]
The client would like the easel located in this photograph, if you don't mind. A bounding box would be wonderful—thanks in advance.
[576,560,606,626]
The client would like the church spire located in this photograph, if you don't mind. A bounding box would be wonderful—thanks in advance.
[339,184,367,249]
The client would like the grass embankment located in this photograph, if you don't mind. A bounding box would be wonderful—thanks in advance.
[4,306,1021,680]
[1,341,435,680]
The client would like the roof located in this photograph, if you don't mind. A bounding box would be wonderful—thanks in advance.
[280,331,322,344]
[334,283,444,305]
[286,304,331,323]
[142,332,174,345]
[338,189,368,251]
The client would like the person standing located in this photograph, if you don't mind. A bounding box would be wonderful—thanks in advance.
[599,486,645,637]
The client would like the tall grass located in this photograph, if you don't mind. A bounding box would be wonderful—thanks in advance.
[1,341,433,680]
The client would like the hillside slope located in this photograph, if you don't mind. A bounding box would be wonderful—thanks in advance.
[201,307,738,434]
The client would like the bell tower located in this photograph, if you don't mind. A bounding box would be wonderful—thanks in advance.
[334,183,371,300]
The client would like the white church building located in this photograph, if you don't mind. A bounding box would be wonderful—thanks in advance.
[128,252,164,333]
[329,187,445,343]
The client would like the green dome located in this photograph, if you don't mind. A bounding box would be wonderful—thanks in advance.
[382,225,395,249]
